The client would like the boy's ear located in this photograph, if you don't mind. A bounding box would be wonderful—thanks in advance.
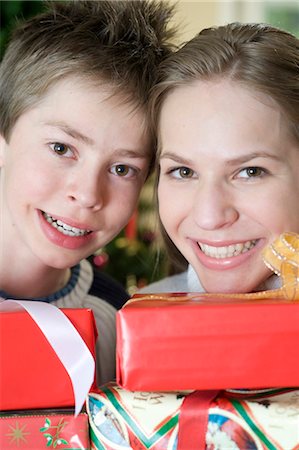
[0,134,6,167]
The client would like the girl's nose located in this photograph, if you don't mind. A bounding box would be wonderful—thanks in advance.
[192,182,239,230]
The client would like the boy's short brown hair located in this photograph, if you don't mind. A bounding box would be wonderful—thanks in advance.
[0,0,176,141]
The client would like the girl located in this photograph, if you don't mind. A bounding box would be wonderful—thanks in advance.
[141,22,299,295]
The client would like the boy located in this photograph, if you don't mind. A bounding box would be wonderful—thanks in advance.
[0,0,175,384]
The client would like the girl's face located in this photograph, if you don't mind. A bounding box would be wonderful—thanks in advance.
[158,79,299,293]
[0,76,150,271]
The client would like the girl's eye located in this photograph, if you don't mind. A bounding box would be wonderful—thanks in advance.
[110,164,137,178]
[169,166,195,179]
[50,142,72,157]
[238,166,266,178]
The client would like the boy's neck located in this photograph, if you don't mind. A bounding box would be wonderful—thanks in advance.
[0,260,71,299]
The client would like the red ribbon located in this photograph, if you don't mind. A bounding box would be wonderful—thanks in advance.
[177,390,220,450]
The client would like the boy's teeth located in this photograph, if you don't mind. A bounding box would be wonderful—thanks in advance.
[199,240,256,258]
[43,212,90,237]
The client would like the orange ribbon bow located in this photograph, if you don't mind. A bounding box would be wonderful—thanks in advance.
[262,232,299,300]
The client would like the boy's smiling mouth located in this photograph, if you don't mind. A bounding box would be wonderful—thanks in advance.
[197,240,258,259]
[42,211,91,237]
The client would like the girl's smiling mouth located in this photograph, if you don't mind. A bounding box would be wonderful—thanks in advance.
[197,239,257,258]
[190,238,264,271]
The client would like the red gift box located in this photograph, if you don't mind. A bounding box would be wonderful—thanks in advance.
[0,308,97,411]
[116,294,299,391]
[0,410,89,449]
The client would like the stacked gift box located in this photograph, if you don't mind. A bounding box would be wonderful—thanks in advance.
[87,293,299,449]
[2,234,299,449]
[0,304,97,449]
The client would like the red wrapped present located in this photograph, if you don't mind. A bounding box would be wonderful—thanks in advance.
[0,410,89,449]
[87,382,299,450]
[0,303,97,412]
[117,294,299,391]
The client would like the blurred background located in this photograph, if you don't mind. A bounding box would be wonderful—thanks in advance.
[173,0,299,43]
[1,1,298,293]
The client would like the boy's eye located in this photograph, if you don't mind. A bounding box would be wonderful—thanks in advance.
[110,164,136,178]
[238,166,266,178]
[50,142,72,156]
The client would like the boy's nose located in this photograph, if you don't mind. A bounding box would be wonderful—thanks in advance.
[192,182,239,230]
[67,168,104,210]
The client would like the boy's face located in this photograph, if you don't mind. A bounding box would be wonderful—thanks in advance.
[0,77,150,270]
[158,79,299,293]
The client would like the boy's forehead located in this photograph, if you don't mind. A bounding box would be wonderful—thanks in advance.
[46,76,147,121]
[42,75,132,103]
[12,75,152,156]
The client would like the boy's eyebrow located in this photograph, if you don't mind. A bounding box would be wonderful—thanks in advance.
[44,121,94,145]
[44,120,149,157]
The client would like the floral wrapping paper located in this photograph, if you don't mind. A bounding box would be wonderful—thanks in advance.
[87,383,299,450]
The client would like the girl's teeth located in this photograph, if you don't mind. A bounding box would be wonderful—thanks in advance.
[199,240,256,258]
[43,212,90,237]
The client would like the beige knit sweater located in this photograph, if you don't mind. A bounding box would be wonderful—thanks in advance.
[51,259,116,386]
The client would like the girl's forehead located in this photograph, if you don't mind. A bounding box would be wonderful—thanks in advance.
[160,78,294,135]
[157,79,299,161]
[162,78,275,107]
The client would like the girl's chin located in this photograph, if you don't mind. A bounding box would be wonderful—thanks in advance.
[198,274,269,295]
[203,286,254,294]
[192,258,272,294]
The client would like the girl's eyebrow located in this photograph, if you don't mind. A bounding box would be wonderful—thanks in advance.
[225,151,283,166]
[113,149,149,159]
[159,151,193,166]
[160,150,283,166]
[44,121,94,145]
